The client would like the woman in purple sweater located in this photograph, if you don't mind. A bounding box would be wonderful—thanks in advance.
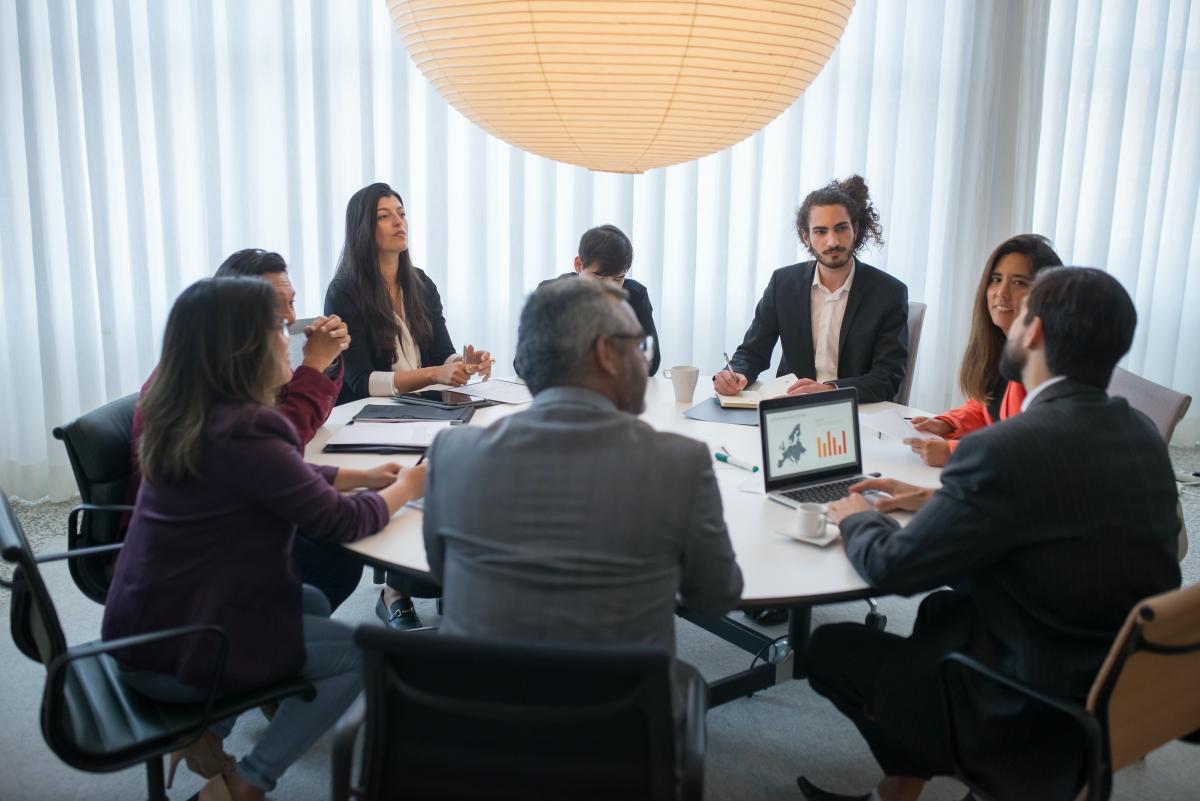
[102,277,424,801]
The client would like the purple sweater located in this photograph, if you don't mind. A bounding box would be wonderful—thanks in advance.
[102,401,388,693]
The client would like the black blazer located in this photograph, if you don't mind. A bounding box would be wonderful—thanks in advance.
[729,260,908,402]
[536,273,661,376]
[840,379,1181,756]
[325,269,457,405]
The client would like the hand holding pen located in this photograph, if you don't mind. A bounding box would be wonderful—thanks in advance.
[713,351,748,396]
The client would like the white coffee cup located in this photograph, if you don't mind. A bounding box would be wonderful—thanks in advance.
[795,502,829,539]
[663,365,700,403]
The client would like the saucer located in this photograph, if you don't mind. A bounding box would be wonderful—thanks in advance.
[775,522,840,547]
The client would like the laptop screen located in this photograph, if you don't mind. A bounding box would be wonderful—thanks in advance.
[760,390,861,486]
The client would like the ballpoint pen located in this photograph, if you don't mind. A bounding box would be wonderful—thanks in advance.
[715,445,758,473]
[722,352,734,374]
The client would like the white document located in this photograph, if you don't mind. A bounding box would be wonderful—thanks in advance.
[738,474,766,495]
[859,409,940,442]
[717,373,796,409]
[324,421,455,449]
[456,378,533,405]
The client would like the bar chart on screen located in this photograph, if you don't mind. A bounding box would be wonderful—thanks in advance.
[816,430,849,458]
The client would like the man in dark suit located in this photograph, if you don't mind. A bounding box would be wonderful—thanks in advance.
[715,174,909,404]
[798,267,1182,801]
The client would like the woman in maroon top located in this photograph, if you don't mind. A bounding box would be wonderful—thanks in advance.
[103,277,424,801]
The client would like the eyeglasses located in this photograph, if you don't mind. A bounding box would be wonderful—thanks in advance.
[279,318,292,339]
[608,333,656,365]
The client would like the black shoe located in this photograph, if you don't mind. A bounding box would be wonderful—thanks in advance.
[746,606,789,626]
[375,591,424,630]
[796,776,871,801]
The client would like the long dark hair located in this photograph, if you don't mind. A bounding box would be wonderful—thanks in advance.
[139,278,281,484]
[960,234,1063,401]
[795,174,884,255]
[333,183,432,362]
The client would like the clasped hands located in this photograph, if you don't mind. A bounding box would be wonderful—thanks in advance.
[713,370,835,396]
[826,478,934,523]
[301,315,350,372]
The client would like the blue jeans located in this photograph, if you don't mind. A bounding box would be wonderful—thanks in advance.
[120,585,362,792]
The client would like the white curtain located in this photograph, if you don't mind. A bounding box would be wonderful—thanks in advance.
[2,0,1197,502]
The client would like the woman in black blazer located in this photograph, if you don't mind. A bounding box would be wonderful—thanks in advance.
[325,182,491,405]
[324,182,491,630]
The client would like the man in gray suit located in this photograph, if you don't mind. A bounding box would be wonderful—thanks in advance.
[423,278,743,689]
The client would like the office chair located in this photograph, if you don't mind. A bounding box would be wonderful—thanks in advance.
[52,392,138,603]
[0,488,315,801]
[893,301,927,406]
[1107,367,1193,560]
[332,628,706,801]
[939,583,1200,801]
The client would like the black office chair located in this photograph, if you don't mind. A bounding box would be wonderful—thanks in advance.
[52,392,138,603]
[0,489,315,801]
[331,628,706,801]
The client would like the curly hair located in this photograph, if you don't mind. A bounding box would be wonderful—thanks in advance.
[795,174,884,255]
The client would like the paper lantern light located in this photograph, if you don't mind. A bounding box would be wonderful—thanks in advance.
[386,0,854,173]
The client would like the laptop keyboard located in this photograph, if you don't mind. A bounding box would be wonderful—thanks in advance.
[781,478,860,504]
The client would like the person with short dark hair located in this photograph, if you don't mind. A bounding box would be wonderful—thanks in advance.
[714,175,909,403]
[103,277,425,801]
[799,267,1181,801]
[899,234,1063,469]
[424,278,742,716]
[534,224,661,375]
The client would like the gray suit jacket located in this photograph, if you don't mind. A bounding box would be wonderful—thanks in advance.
[423,387,744,655]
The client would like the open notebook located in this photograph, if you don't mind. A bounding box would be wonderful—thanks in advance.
[717,373,797,409]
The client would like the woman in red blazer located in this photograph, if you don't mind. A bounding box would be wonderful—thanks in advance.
[907,235,1062,466]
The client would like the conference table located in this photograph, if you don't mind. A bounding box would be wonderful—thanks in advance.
[306,376,942,706]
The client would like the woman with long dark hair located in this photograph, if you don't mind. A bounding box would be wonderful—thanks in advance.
[325,182,491,403]
[325,182,491,630]
[906,234,1063,466]
[103,277,425,801]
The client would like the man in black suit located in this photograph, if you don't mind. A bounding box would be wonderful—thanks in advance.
[715,174,908,404]
[798,267,1182,801]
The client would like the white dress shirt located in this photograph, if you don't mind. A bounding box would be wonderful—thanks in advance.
[1019,374,1067,411]
[810,260,856,385]
[367,313,423,396]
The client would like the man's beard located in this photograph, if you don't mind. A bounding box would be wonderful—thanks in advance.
[998,338,1027,383]
[809,245,852,270]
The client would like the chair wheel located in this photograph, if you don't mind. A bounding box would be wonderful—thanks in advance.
[865,612,887,630]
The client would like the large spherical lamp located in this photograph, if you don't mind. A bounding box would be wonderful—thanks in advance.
[386,1,854,173]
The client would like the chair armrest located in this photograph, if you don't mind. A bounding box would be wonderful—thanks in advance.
[680,670,708,801]
[331,695,367,801]
[68,503,134,544]
[939,653,1104,801]
[47,624,230,735]
[35,542,124,564]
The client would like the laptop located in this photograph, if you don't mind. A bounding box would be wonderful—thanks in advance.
[758,388,865,508]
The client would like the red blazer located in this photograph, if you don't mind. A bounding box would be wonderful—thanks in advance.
[935,381,1026,453]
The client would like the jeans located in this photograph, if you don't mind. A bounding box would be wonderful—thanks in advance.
[120,585,362,792]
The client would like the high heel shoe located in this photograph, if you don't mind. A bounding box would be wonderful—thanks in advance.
[166,730,236,788]
[196,773,235,801]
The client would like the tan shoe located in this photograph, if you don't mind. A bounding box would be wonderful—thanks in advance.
[165,730,236,788]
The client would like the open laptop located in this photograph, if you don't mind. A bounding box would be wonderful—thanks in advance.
[758,388,866,508]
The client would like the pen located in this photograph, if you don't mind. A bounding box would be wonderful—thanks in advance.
[722,351,734,374]
[415,453,426,465]
[715,451,759,473]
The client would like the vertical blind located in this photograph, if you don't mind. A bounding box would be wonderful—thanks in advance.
[1,0,1197,501]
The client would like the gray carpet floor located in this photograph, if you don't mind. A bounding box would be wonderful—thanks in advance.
[3,445,1198,801]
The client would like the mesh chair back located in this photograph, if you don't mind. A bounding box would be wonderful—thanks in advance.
[1087,583,1200,773]
[288,317,316,370]
[1106,367,1192,443]
[52,392,138,602]
[894,301,926,405]
[1,490,68,667]
[354,627,679,801]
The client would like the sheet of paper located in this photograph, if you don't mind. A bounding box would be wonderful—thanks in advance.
[324,421,455,448]
[859,409,940,442]
[738,474,766,495]
[456,378,533,404]
[717,373,796,409]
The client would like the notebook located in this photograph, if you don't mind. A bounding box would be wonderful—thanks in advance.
[717,373,797,409]
[758,388,865,509]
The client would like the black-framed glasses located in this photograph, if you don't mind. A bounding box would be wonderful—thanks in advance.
[607,333,656,365]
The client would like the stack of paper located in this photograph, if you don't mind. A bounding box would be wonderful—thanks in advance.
[322,421,455,453]
[424,377,534,405]
[859,409,941,442]
[717,374,796,409]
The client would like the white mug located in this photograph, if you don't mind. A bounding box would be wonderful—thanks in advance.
[795,502,829,539]
[662,365,700,403]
